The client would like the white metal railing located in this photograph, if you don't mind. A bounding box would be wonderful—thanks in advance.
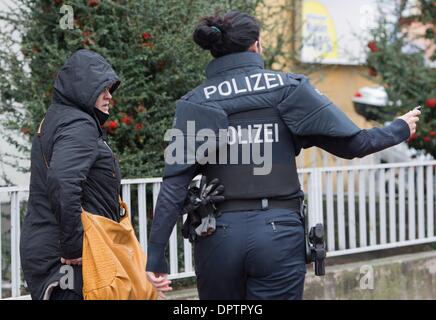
[298,161,436,257]
[0,161,435,298]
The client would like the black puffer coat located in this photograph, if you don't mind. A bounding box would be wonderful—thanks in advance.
[20,49,122,299]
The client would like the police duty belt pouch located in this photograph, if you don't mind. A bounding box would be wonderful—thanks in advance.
[182,176,225,242]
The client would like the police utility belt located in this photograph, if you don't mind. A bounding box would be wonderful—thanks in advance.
[181,176,326,276]
[216,198,301,213]
[182,196,300,243]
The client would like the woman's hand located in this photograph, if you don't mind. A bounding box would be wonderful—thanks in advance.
[146,271,172,299]
[60,257,82,266]
[398,108,421,137]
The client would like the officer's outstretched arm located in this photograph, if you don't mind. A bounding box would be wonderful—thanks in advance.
[277,75,415,159]
[277,75,360,138]
[294,118,410,159]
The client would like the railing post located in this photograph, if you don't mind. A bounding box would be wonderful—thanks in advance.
[0,200,2,299]
[369,169,377,246]
[183,215,193,273]
[426,164,434,237]
[379,169,387,244]
[10,191,21,297]
[408,167,416,240]
[417,166,425,239]
[169,226,178,275]
[152,183,160,216]
[315,168,324,224]
[358,170,367,247]
[122,184,131,221]
[398,168,406,242]
[137,183,147,251]
[348,170,356,249]
[307,168,323,227]
[388,168,397,243]
[307,169,314,226]
[337,171,346,250]
[326,171,335,251]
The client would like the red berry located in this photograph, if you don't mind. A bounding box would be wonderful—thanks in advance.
[423,136,431,142]
[142,32,152,40]
[87,0,100,7]
[408,133,418,142]
[425,98,436,108]
[135,123,144,131]
[120,115,133,125]
[106,120,118,131]
[367,41,378,53]
[429,131,436,137]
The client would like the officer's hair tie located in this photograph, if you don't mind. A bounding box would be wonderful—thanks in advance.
[210,26,222,34]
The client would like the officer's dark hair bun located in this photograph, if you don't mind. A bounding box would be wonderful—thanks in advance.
[193,11,260,58]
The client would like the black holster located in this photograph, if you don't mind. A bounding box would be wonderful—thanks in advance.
[299,202,326,276]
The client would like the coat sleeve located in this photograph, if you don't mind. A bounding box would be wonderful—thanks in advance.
[47,117,99,259]
[294,119,410,159]
[277,75,361,139]
[146,166,197,274]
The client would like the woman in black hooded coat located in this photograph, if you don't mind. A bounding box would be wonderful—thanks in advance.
[20,49,122,300]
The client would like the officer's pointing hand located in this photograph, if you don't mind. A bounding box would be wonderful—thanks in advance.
[398,108,421,137]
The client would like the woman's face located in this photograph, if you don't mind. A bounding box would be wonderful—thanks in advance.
[95,87,112,114]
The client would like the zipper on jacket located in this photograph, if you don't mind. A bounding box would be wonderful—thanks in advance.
[103,140,117,177]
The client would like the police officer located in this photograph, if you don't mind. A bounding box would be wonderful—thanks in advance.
[146,11,420,300]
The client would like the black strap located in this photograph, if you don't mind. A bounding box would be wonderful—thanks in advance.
[216,198,301,213]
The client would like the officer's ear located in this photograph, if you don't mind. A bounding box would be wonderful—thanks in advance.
[248,39,262,54]
[256,40,263,54]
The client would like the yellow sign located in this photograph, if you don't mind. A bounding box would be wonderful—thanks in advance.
[302,1,338,61]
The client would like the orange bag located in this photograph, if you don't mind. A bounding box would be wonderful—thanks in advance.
[81,201,158,300]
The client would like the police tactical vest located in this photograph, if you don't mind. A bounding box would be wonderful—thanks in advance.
[164,52,360,201]
[201,106,301,200]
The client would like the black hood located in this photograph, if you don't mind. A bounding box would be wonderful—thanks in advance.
[52,49,120,116]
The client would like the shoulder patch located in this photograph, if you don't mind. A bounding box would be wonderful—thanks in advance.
[285,73,306,86]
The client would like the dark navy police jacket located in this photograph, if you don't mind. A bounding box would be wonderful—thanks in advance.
[146,52,410,273]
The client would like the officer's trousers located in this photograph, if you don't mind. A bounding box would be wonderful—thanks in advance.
[194,208,306,300]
